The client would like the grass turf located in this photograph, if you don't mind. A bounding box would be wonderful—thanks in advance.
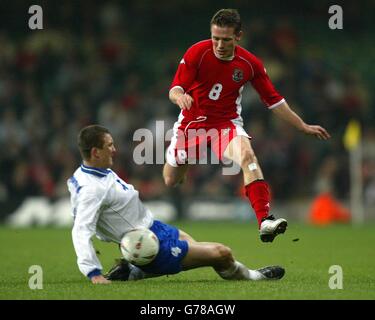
[0,222,374,300]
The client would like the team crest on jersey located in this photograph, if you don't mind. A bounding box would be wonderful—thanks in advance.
[232,68,244,82]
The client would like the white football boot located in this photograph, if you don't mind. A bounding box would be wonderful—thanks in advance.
[259,215,288,242]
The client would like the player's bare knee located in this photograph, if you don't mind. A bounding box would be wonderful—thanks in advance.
[164,175,177,187]
[240,149,256,168]
[213,244,233,264]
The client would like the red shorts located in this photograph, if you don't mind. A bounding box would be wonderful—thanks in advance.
[166,116,250,167]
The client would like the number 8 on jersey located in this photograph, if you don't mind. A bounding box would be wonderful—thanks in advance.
[208,83,223,100]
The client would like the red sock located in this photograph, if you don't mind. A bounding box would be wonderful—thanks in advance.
[245,180,271,228]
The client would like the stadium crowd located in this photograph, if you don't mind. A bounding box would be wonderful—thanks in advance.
[0,1,374,218]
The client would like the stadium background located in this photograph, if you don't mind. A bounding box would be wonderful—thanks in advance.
[1,0,375,302]
[0,0,374,225]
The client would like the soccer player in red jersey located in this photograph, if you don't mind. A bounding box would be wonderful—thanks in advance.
[163,9,331,242]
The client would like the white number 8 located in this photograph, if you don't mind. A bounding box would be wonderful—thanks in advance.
[208,83,223,100]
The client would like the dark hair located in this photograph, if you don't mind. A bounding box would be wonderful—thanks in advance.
[210,9,241,35]
[78,125,110,160]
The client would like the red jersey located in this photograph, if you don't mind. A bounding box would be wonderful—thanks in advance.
[170,39,284,125]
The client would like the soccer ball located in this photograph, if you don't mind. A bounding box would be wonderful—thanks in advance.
[120,228,159,266]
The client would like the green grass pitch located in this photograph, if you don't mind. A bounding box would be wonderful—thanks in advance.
[0,221,374,300]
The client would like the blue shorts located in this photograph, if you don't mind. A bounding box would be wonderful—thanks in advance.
[139,220,188,275]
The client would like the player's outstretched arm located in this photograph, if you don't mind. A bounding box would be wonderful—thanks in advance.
[272,101,331,140]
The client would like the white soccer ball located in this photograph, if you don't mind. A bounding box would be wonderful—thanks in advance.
[120,228,159,266]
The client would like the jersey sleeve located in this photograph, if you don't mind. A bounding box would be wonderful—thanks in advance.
[250,57,285,109]
[71,187,104,278]
[170,45,200,93]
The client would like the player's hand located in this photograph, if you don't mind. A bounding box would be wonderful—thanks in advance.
[91,275,111,284]
[301,124,331,140]
[176,93,194,110]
